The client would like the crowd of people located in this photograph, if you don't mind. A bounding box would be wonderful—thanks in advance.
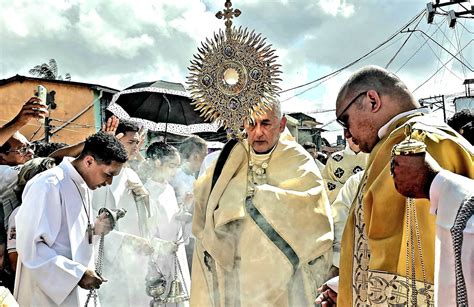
[0,65,472,307]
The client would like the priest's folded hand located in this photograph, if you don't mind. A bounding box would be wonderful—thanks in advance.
[150,238,178,256]
[93,211,113,236]
[78,269,106,290]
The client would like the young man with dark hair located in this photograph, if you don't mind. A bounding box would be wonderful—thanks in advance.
[14,132,127,306]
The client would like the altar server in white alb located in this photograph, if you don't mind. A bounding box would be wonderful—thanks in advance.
[14,132,128,307]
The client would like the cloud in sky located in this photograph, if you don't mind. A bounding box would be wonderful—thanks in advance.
[1,0,472,142]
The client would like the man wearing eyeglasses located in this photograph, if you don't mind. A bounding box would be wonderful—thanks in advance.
[317,65,474,306]
[0,133,35,167]
[0,134,36,293]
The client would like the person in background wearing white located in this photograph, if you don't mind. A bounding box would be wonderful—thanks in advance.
[145,142,190,306]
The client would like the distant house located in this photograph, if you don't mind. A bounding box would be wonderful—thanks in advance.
[453,78,474,112]
[285,112,326,149]
[0,75,118,144]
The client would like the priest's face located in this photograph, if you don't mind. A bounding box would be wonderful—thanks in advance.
[83,157,123,189]
[337,92,379,153]
[244,109,287,154]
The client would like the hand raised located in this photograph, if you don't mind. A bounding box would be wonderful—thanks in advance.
[15,97,49,125]
[101,116,120,137]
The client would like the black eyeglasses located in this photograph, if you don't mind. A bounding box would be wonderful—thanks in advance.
[5,144,35,155]
[336,91,367,128]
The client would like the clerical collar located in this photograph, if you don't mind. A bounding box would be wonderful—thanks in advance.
[377,108,430,139]
[250,145,275,163]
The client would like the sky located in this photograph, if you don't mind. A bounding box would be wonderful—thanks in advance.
[1,0,473,144]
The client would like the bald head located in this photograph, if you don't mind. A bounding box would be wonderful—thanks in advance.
[334,66,421,153]
[336,65,419,117]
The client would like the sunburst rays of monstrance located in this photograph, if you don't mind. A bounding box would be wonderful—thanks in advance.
[187,0,282,138]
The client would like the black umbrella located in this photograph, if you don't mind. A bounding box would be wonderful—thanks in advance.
[107,80,219,136]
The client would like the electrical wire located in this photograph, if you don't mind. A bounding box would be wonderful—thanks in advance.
[395,22,441,73]
[29,124,44,141]
[278,9,426,95]
[412,39,473,93]
[454,25,467,77]
[280,30,408,103]
[402,29,473,71]
[436,19,471,69]
[457,19,474,34]
[421,35,463,81]
[385,12,425,69]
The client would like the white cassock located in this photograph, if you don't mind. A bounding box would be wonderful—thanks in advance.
[14,157,95,307]
[331,171,364,268]
[145,179,190,307]
[92,167,151,307]
[430,170,474,307]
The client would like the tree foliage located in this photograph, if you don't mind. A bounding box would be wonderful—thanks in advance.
[29,59,71,81]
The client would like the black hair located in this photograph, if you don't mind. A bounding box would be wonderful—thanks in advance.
[302,142,317,150]
[447,109,473,133]
[32,141,68,157]
[79,131,128,164]
[0,142,11,154]
[116,120,140,136]
[146,142,179,162]
[178,135,207,160]
[460,121,473,145]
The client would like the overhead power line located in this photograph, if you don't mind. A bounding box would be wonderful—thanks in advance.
[402,28,473,71]
[413,39,473,93]
[385,12,426,69]
[278,9,426,96]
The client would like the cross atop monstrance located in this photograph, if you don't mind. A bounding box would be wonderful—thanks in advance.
[187,0,282,138]
[215,0,241,34]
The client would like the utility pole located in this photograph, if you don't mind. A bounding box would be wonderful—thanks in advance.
[44,90,56,143]
[426,0,473,27]
[419,95,447,122]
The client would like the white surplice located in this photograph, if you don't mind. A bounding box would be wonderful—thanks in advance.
[430,170,474,307]
[92,167,151,307]
[145,179,190,307]
[14,157,95,307]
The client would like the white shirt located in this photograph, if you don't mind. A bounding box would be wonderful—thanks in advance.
[93,166,151,307]
[14,157,95,307]
[429,170,474,307]
[145,179,190,305]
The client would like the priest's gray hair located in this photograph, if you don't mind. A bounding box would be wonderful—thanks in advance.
[270,101,283,119]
